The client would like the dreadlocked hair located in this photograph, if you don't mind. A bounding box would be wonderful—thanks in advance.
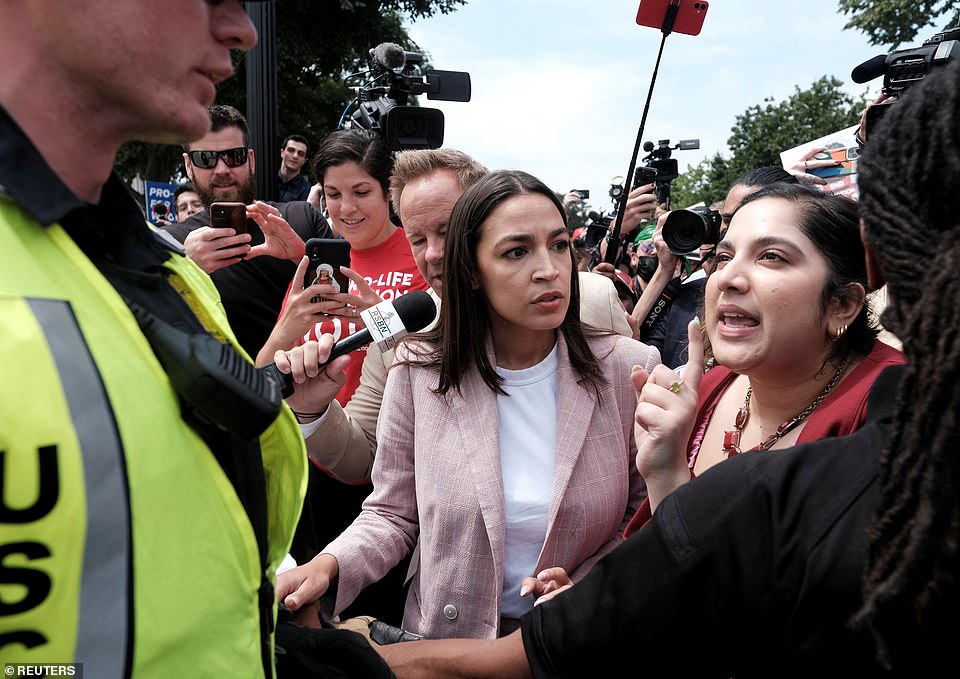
[853,59,960,671]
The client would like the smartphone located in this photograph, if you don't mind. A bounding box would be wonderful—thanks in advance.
[210,201,247,234]
[633,166,659,188]
[636,0,709,36]
[573,189,590,200]
[304,238,351,299]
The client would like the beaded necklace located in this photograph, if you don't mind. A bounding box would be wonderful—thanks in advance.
[721,359,847,457]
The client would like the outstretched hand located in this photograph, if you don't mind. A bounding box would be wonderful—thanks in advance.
[245,201,307,263]
[631,318,705,512]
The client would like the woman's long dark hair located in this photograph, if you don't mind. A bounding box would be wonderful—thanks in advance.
[407,170,607,398]
[854,60,960,670]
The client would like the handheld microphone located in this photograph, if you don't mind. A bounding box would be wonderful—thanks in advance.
[852,54,888,83]
[371,42,406,71]
[262,290,437,398]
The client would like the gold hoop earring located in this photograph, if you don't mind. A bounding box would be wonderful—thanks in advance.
[832,324,848,342]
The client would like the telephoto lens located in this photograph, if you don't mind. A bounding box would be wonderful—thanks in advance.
[661,206,722,255]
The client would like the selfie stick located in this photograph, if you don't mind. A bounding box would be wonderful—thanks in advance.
[603,2,680,265]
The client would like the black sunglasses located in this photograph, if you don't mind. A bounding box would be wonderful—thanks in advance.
[188,147,249,169]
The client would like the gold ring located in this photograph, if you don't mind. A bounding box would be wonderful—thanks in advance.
[668,379,683,393]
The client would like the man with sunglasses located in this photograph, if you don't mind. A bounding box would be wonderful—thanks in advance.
[163,104,333,357]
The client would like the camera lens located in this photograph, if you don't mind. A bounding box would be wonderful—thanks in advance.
[662,208,721,255]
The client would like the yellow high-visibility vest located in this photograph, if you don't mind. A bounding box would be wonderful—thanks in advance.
[0,193,307,678]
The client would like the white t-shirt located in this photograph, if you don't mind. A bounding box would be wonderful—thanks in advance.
[495,343,559,618]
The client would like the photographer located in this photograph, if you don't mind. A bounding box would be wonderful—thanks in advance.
[626,212,704,369]
[590,182,659,299]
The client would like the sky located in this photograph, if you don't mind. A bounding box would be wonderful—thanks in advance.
[402,0,896,212]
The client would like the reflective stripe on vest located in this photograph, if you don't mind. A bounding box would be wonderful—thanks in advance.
[28,298,130,676]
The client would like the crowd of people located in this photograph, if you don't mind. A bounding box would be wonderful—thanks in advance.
[2,1,958,677]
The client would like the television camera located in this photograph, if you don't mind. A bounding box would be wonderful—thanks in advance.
[637,138,699,210]
[574,210,614,254]
[852,26,960,139]
[853,26,960,97]
[345,42,471,151]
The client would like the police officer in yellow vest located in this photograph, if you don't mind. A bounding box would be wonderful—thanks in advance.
[0,2,308,677]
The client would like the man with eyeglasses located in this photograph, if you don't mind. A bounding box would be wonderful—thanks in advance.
[162,104,333,357]
[279,134,311,202]
[174,181,205,221]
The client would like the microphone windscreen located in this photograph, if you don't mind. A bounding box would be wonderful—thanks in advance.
[391,290,437,332]
[851,54,888,83]
[373,42,406,70]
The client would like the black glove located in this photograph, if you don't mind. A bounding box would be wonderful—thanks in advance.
[275,621,397,679]
[369,619,423,645]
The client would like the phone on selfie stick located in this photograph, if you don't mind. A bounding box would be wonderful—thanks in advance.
[636,0,709,36]
[603,0,709,265]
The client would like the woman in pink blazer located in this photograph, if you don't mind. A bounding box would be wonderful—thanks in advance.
[277,170,661,639]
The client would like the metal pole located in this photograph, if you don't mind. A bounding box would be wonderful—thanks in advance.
[246,1,279,202]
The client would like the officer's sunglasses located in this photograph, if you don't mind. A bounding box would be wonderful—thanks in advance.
[188,147,249,169]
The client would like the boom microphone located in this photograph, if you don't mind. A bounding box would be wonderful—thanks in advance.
[372,42,406,71]
[852,54,888,83]
[261,290,437,398]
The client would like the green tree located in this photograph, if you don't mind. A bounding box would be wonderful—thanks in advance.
[838,0,960,47]
[116,0,465,186]
[671,76,868,209]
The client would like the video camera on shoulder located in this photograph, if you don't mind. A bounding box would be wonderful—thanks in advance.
[574,211,613,252]
[853,26,960,140]
[344,42,471,151]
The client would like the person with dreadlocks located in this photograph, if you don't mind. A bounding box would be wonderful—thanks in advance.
[850,58,960,670]
[373,61,960,678]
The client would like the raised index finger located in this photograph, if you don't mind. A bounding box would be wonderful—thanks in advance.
[683,317,706,394]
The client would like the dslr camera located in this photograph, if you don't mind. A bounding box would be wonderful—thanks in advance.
[346,42,471,151]
[661,205,722,256]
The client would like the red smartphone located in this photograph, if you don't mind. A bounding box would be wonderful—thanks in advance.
[636,0,709,36]
[210,201,247,234]
[304,238,351,298]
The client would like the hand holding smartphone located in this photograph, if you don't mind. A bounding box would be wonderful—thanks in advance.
[210,202,247,233]
[304,238,351,303]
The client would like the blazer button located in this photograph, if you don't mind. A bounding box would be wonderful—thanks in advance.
[443,604,458,620]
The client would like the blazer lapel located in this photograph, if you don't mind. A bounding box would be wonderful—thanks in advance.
[449,349,507,564]
[548,335,596,524]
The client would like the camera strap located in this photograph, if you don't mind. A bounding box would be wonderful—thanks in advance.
[639,275,682,341]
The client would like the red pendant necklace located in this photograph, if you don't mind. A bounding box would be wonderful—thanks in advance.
[722,359,847,457]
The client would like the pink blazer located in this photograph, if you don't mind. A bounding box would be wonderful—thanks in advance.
[321,332,660,639]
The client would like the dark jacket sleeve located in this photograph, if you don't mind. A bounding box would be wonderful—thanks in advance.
[519,373,896,679]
